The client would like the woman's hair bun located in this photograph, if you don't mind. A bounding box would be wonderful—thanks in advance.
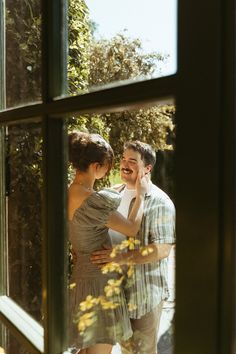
[68,131,88,167]
[68,131,114,172]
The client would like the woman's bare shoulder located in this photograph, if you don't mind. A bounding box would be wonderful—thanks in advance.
[68,183,91,197]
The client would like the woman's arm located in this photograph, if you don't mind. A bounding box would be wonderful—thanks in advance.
[105,173,149,237]
[105,195,144,237]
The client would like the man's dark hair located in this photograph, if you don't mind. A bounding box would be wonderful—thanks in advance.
[124,140,156,167]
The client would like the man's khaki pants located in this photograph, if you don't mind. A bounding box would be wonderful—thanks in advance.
[121,301,163,354]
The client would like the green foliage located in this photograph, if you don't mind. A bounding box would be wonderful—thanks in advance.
[5,0,41,106]
[88,34,168,86]
[71,34,175,173]
[68,0,91,94]
[5,0,90,105]
[100,105,175,171]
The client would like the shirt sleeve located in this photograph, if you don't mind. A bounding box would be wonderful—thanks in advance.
[149,198,176,244]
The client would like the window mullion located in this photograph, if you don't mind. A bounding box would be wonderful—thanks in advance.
[41,0,68,352]
[0,0,6,338]
[0,0,5,110]
[41,0,68,101]
[42,118,68,354]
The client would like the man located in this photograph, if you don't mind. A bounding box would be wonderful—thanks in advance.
[91,141,176,354]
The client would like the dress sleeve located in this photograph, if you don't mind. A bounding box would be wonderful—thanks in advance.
[149,198,176,244]
[74,188,121,226]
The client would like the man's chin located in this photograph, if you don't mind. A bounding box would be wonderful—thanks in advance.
[120,172,134,183]
[120,176,127,183]
[120,172,129,180]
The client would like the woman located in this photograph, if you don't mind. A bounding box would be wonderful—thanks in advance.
[68,131,148,354]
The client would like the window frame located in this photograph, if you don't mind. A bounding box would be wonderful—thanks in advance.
[0,1,235,354]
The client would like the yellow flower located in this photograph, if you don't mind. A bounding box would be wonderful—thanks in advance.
[101,262,123,274]
[110,239,141,258]
[110,247,118,258]
[104,277,124,297]
[78,312,96,333]
[99,296,120,310]
[118,240,130,250]
[128,303,137,311]
[140,246,154,256]
[117,238,140,250]
[69,282,76,290]
[79,295,99,311]
[127,265,134,278]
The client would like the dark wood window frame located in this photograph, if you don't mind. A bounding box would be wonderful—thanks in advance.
[0,0,235,354]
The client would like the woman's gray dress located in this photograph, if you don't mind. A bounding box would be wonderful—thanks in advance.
[69,188,132,350]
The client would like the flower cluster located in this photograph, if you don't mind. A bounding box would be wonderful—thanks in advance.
[140,246,154,256]
[69,282,76,290]
[110,238,140,258]
[101,261,123,275]
[99,296,119,310]
[78,311,97,334]
[80,294,120,312]
[77,293,121,335]
[75,238,156,337]
[104,276,125,297]
[128,302,137,312]
[127,264,134,278]
[80,295,100,311]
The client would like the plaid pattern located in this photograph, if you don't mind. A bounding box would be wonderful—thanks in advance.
[124,182,176,319]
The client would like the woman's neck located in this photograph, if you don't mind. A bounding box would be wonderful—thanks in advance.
[74,170,95,191]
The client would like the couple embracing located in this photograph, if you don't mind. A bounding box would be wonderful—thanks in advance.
[68,131,175,354]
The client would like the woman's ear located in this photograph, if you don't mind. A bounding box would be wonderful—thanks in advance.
[90,162,98,169]
[89,162,99,174]
[94,162,101,171]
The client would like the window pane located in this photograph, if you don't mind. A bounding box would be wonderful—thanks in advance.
[0,324,31,354]
[65,102,176,353]
[5,0,41,108]
[6,122,43,323]
[66,0,177,97]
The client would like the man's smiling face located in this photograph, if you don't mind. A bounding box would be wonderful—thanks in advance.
[120,148,150,188]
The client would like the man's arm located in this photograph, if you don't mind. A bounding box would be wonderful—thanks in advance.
[91,243,172,266]
[118,243,172,265]
[91,194,175,266]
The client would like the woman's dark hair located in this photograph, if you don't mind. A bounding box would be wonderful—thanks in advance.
[68,131,114,173]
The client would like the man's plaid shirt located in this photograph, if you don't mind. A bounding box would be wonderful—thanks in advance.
[123,182,176,319]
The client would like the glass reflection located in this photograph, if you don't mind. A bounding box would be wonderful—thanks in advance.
[5,0,41,107]
[67,0,177,96]
[66,103,176,353]
[6,122,43,323]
